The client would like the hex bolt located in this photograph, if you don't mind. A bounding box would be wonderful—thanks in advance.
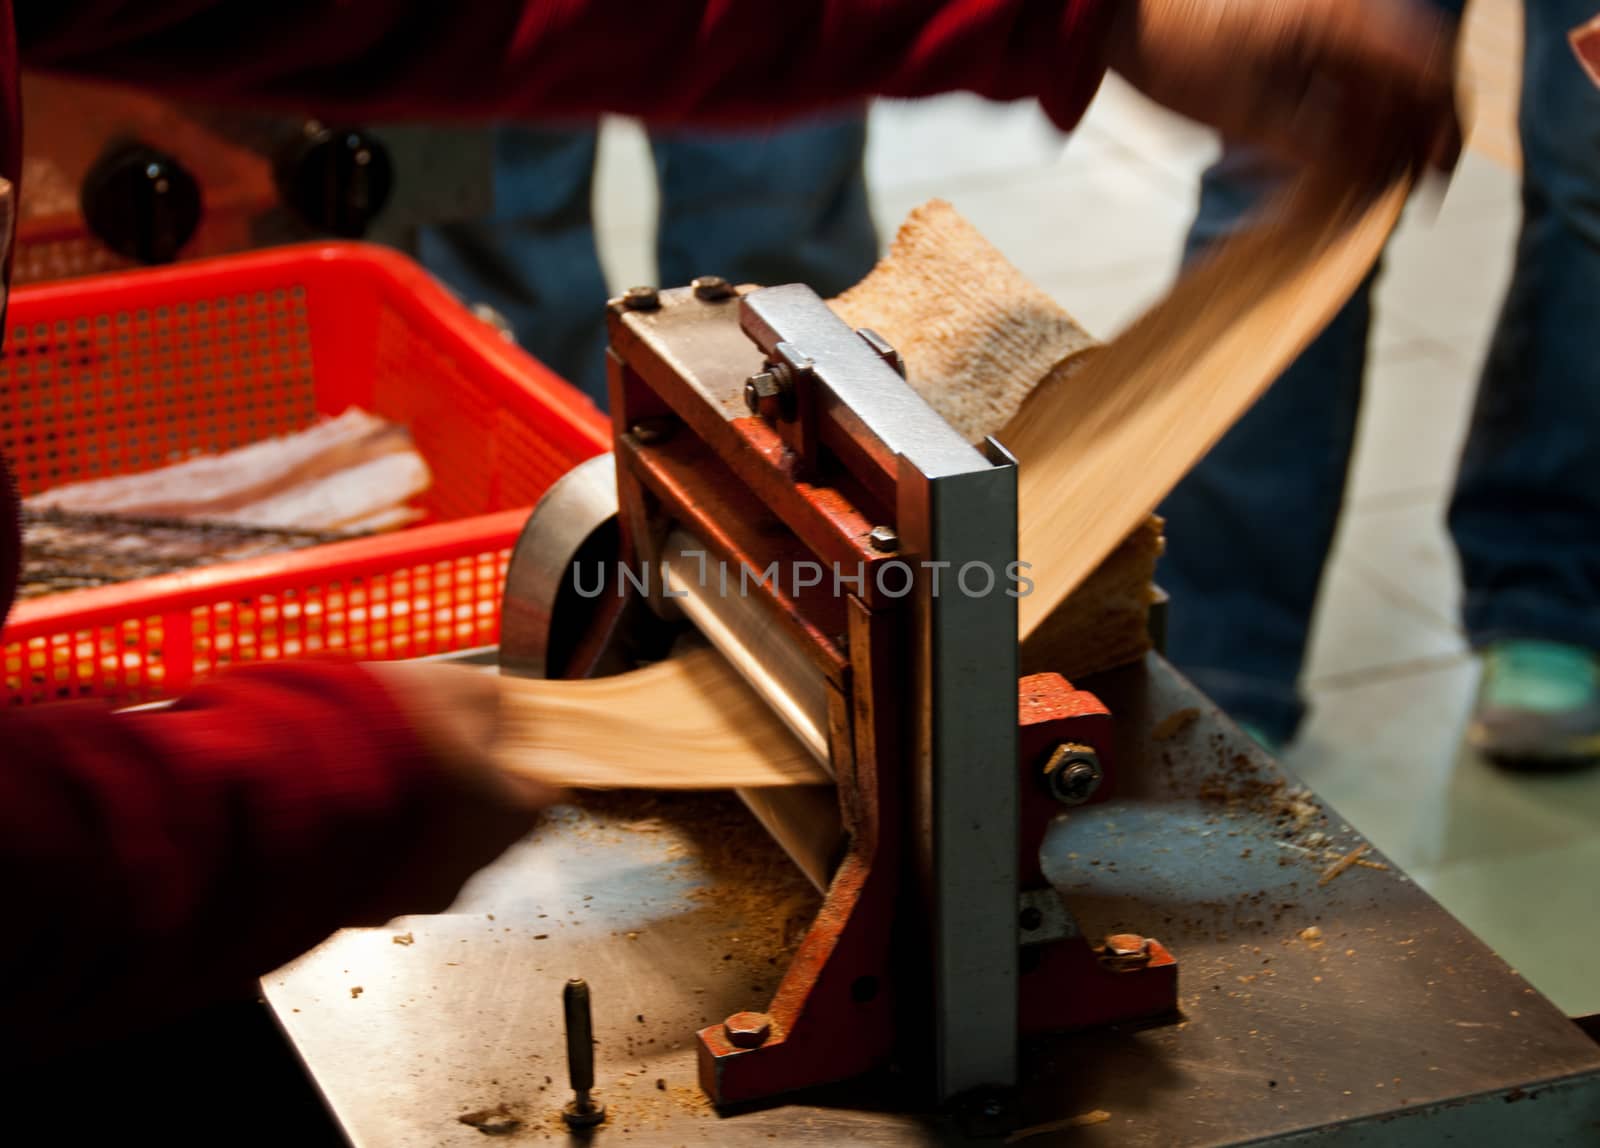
[621,285,661,311]
[868,525,899,553]
[743,368,792,420]
[561,978,607,1128]
[744,372,775,414]
[691,275,735,301]
[1100,933,1153,971]
[722,1011,773,1049]
[1042,743,1102,806]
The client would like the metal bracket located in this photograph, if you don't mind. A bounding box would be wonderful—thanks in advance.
[1018,889,1079,947]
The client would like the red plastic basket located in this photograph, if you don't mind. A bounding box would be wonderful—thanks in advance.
[2,242,609,706]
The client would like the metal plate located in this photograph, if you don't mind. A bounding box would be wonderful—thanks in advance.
[264,656,1600,1146]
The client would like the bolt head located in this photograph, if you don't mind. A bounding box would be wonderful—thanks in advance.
[622,285,660,311]
[744,371,786,419]
[1101,933,1153,970]
[723,1010,773,1049]
[692,275,734,301]
[1042,744,1102,805]
[1105,933,1148,957]
[867,525,899,552]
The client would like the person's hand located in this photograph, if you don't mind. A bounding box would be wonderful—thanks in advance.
[358,662,564,919]
[366,660,559,807]
[1106,0,1460,177]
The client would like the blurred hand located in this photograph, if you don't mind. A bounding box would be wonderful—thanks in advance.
[1107,0,1460,178]
[359,662,563,920]
[367,661,559,806]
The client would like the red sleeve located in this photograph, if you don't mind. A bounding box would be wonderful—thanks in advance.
[15,0,1115,132]
[0,660,444,1062]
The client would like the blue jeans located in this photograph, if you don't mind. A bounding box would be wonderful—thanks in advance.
[1160,0,1600,743]
[413,117,878,404]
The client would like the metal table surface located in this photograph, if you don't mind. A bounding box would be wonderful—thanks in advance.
[265,655,1600,1146]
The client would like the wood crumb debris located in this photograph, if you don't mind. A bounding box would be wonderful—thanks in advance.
[1319,844,1371,886]
[350,986,363,999]
[392,932,415,946]
[1006,1109,1112,1143]
[1152,708,1200,741]
[458,1105,522,1136]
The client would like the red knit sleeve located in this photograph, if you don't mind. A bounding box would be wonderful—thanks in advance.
[0,661,449,1062]
[16,0,1116,131]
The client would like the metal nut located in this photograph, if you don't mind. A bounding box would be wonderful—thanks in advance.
[745,371,781,411]
[743,368,795,420]
[1042,743,1102,806]
[867,525,899,553]
[1101,933,1153,971]
[622,285,661,311]
[692,275,735,301]
[723,1011,773,1049]
[562,1099,607,1129]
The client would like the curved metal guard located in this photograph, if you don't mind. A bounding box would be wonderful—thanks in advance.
[499,453,620,680]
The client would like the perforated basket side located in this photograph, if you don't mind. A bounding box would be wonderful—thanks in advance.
[3,511,527,706]
[0,287,322,497]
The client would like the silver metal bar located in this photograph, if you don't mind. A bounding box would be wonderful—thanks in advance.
[742,285,1021,1100]
[898,439,1020,1099]
[659,528,831,772]
[741,284,980,489]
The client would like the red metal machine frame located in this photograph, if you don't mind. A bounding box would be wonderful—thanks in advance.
[587,282,1177,1106]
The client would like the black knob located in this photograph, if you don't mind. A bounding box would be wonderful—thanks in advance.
[80,142,203,265]
[275,123,393,238]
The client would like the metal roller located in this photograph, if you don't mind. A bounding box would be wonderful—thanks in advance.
[658,528,831,771]
[500,456,845,890]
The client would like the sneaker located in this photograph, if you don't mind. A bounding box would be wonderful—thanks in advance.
[1468,640,1600,770]
[1237,720,1282,755]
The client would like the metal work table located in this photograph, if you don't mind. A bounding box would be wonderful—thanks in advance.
[265,655,1600,1145]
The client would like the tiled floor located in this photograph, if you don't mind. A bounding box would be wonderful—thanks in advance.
[586,17,1599,1018]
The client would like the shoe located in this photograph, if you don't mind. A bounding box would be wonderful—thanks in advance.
[1468,640,1600,770]
[1236,720,1282,755]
